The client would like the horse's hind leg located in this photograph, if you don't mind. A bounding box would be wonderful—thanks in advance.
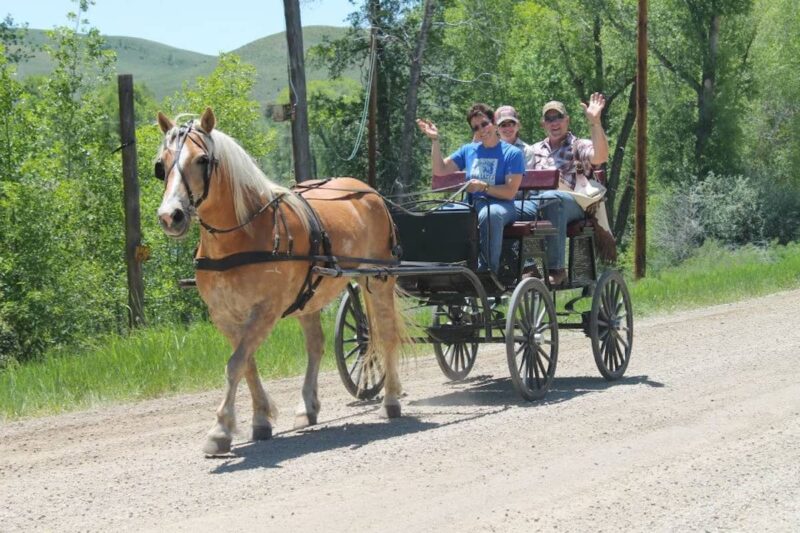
[294,311,324,428]
[360,276,404,418]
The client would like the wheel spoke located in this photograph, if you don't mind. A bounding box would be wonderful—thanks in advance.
[344,344,362,362]
[535,344,552,364]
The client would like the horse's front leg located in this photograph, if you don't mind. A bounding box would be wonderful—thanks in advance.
[204,343,249,455]
[204,311,278,455]
[294,311,324,428]
[244,351,279,442]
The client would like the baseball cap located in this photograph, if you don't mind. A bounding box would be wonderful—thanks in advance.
[495,105,520,124]
[541,101,567,119]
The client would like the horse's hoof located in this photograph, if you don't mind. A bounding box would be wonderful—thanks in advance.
[293,413,317,429]
[203,436,232,456]
[380,404,401,419]
[252,425,273,441]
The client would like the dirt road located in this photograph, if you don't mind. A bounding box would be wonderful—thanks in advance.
[1,290,799,532]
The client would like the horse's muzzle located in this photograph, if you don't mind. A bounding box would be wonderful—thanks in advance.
[158,207,190,237]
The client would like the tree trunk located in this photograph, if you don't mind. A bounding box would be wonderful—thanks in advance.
[613,169,635,243]
[695,13,720,176]
[606,79,637,228]
[396,0,436,192]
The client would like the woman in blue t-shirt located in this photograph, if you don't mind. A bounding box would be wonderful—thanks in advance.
[417,103,524,273]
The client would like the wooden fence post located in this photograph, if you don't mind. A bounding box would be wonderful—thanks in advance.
[118,74,145,327]
[283,0,313,183]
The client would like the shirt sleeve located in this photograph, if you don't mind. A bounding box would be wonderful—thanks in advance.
[449,144,467,171]
[506,146,525,175]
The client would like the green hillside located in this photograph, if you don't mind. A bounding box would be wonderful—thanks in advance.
[14,26,360,103]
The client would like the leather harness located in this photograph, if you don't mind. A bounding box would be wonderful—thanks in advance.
[158,122,399,318]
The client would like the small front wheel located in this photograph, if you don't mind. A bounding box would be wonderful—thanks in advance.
[431,298,481,381]
[334,284,385,399]
[589,270,633,380]
[505,277,558,401]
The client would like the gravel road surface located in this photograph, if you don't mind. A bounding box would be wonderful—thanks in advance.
[2,290,799,532]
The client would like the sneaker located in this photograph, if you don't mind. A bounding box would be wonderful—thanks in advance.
[548,269,567,286]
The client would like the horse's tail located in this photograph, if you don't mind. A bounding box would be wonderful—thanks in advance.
[358,276,412,399]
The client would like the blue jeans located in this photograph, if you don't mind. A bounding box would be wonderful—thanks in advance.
[515,191,585,269]
[442,199,517,272]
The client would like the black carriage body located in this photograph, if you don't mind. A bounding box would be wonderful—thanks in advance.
[392,207,478,267]
[391,207,491,300]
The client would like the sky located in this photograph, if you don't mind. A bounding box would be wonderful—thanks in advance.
[0,0,357,56]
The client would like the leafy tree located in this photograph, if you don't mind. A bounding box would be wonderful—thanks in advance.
[0,1,125,361]
[311,0,452,193]
[744,0,800,182]
[608,0,755,181]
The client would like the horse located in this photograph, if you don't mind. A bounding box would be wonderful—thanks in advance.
[155,108,406,455]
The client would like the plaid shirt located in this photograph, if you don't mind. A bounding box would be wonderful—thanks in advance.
[524,132,594,190]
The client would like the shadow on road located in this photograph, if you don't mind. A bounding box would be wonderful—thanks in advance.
[211,404,508,472]
[209,374,661,472]
[410,373,663,408]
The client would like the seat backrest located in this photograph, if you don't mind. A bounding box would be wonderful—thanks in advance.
[519,169,559,191]
[431,171,466,191]
[432,169,561,192]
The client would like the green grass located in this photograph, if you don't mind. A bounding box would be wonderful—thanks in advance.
[0,313,339,421]
[3,241,800,421]
[629,241,800,316]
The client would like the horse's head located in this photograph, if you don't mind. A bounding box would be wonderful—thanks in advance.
[155,107,218,238]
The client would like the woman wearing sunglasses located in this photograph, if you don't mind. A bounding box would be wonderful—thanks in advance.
[416,103,524,273]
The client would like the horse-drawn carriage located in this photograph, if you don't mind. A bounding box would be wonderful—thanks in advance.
[155,109,632,454]
[332,169,633,401]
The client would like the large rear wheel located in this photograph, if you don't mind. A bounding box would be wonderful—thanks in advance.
[505,278,558,401]
[589,270,633,380]
[334,284,385,399]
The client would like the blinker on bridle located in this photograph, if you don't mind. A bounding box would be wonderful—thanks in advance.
[155,121,218,208]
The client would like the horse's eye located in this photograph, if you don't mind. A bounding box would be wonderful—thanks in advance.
[197,155,209,166]
[154,160,165,180]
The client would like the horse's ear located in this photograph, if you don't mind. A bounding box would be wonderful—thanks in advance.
[200,107,216,133]
[157,112,174,133]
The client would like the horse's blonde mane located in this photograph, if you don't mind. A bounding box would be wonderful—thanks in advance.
[206,126,309,233]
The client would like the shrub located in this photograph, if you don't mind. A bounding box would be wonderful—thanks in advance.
[694,172,765,245]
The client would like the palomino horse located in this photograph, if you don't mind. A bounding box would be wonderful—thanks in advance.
[155,108,406,455]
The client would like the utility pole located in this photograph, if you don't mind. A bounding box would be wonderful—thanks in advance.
[283,0,313,182]
[367,22,378,188]
[117,74,145,327]
[634,0,648,279]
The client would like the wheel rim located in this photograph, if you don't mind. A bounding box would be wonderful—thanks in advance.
[506,278,558,400]
[591,271,633,380]
[335,286,384,399]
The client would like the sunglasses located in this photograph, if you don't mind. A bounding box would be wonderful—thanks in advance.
[498,121,517,128]
[544,113,565,123]
[470,120,492,132]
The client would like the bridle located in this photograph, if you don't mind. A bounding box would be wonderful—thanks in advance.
[155,121,219,210]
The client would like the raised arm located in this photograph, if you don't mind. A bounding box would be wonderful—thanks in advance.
[580,92,609,165]
[416,118,459,175]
